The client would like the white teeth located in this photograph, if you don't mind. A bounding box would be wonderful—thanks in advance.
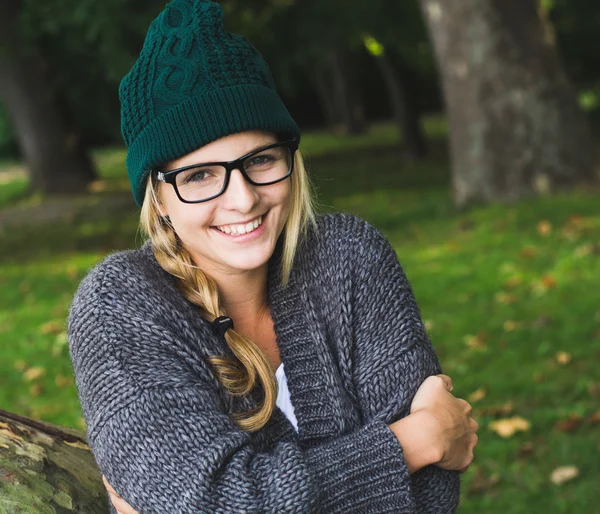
[216,215,263,236]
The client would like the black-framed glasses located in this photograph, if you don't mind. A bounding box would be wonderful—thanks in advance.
[154,139,298,203]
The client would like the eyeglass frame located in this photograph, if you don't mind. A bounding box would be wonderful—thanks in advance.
[152,138,299,204]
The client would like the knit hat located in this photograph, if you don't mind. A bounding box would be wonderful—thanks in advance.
[119,0,301,206]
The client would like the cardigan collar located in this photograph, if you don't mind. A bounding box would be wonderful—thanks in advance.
[266,234,345,446]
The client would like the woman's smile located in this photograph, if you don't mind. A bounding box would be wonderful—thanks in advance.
[212,211,267,239]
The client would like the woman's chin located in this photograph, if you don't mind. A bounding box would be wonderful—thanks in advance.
[223,252,272,273]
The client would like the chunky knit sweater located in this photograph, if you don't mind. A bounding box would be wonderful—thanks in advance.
[68,213,460,513]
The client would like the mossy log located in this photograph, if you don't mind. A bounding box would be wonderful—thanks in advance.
[0,409,109,514]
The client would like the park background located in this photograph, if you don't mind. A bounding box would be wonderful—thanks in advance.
[1,0,599,512]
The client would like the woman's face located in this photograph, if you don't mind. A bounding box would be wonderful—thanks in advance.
[158,131,292,277]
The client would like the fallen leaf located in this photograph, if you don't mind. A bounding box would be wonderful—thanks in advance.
[469,468,501,493]
[489,416,531,438]
[29,384,44,397]
[23,367,46,382]
[588,411,600,424]
[537,220,552,237]
[13,360,27,372]
[555,352,572,366]
[476,402,515,417]
[550,466,579,485]
[574,243,593,258]
[468,388,487,403]
[503,320,521,332]
[464,333,487,350]
[555,414,583,433]
[40,320,64,335]
[495,292,517,305]
[517,442,534,459]
[505,276,523,289]
[541,275,557,289]
[55,375,73,388]
[532,316,551,329]
[520,246,538,259]
[424,320,434,331]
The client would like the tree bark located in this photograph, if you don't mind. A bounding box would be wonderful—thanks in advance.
[0,409,109,513]
[311,70,339,129]
[0,0,97,195]
[372,53,428,161]
[419,0,593,205]
[324,50,367,135]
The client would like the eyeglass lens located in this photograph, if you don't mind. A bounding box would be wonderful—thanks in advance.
[175,145,293,202]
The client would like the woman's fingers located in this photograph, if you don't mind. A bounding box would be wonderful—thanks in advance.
[102,475,139,514]
[102,475,117,495]
[108,492,139,514]
[436,374,454,392]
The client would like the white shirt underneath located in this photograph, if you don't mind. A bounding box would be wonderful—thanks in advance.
[275,362,298,431]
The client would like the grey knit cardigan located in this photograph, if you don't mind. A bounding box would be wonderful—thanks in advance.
[68,213,460,513]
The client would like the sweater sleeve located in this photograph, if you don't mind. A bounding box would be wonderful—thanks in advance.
[68,261,417,514]
[349,219,461,513]
[91,385,414,514]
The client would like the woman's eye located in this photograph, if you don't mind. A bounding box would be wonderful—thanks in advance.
[182,168,216,183]
[247,155,273,167]
[186,171,208,182]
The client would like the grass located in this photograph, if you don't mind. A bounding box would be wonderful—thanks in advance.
[1,119,599,513]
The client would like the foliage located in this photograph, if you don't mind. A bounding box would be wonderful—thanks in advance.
[1,121,599,512]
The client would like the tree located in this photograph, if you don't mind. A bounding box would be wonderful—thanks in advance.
[364,36,428,161]
[419,0,594,205]
[0,0,97,195]
[0,409,109,512]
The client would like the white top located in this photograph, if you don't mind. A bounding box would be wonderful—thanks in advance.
[275,362,298,431]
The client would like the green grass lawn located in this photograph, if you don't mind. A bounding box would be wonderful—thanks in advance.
[1,120,599,513]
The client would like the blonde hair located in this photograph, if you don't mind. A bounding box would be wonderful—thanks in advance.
[140,149,316,432]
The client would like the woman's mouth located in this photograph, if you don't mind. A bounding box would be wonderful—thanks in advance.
[212,213,266,237]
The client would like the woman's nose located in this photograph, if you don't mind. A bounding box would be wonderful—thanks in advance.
[222,168,259,212]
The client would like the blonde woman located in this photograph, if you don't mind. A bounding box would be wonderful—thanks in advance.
[68,1,478,513]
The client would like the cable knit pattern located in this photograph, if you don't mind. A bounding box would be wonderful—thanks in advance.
[118,0,300,206]
[68,213,460,513]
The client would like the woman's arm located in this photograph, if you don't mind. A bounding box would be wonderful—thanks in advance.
[90,382,415,514]
[347,218,463,513]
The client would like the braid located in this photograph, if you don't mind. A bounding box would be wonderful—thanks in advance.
[141,178,277,432]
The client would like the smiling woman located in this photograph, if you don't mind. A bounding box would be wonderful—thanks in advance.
[67,1,476,513]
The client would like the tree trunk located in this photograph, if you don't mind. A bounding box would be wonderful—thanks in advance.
[325,50,367,135]
[373,53,428,161]
[0,409,109,513]
[0,0,97,195]
[311,71,338,129]
[419,0,593,205]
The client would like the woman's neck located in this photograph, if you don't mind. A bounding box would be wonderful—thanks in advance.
[210,265,270,327]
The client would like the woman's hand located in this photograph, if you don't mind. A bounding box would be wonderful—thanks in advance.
[388,374,478,474]
[102,475,140,514]
[410,374,479,472]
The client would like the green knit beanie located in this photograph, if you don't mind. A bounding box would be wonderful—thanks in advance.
[119,0,301,206]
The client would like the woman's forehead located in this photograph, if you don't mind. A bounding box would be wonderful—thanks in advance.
[167,130,277,169]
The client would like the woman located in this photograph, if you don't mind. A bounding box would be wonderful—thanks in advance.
[68,1,478,513]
